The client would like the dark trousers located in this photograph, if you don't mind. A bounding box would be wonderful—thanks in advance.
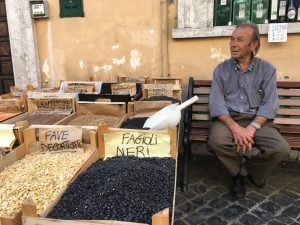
[207,116,290,184]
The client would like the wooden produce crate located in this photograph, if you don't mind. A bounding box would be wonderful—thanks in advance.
[3,92,77,126]
[78,82,143,103]
[148,77,182,87]
[118,75,149,84]
[0,94,27,123]
[142,83,182,101]
[57,101,128,144]
[22,124,178,225]
[0,126,99,225]
[60,81,102,94]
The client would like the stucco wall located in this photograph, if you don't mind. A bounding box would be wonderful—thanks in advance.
[35,0,162,87]
[32,1,300,88]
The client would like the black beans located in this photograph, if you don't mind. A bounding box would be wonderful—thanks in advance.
[47,157,175,224]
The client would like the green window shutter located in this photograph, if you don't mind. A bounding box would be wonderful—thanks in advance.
[214,0,233,26]
[59,0,84,18]
[251,0,269,24]
[233,0,251,25]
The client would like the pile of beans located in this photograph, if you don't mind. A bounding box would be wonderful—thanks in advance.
[121,117,148,129]
[47,156,175,224]
[67,115,122,127]
[0,150,93,216]
[27,113,67,125]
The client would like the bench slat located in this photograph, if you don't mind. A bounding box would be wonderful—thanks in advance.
[279,99,300,106]
[277,108,300,116]
[274,118,300,125]
[277,89,300,96]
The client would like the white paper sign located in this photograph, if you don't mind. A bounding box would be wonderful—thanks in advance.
[268,23,288,43]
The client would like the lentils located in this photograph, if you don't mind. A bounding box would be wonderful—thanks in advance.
[0,150,93,216]
[47,157,175,224]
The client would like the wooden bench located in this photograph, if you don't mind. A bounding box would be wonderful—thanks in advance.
[181,77,300,192]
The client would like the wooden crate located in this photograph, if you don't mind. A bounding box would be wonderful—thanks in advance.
[148,77,182,87]
[127,100,172,118]
[2,93,77,126]
[0,127,98,225]
[0,93,27,123]
[60,81,102,94]
[57,101,128,144]
[21,124,178,225]
[117,75,149,84]
[142,83,182,101]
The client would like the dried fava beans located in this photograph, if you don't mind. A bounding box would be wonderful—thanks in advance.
[67,115,122,127]
[0,150,93,217]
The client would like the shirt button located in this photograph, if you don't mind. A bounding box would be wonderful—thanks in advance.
[241,96,244,99]
[240,109,243,112]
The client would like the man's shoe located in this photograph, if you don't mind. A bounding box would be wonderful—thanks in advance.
[247,174,266,188]
[231,174,246,198]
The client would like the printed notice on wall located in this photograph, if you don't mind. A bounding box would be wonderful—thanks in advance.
[268,23,287,43]
[104,131,171,158]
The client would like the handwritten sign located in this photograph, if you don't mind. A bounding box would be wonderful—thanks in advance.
[268,23,287,42]
[146,84,174,98]
[111,83,136,96]
[38,127,83,153]
[104,131,171,158]
[0,124,16,149]
[34,99,74,113]
[0,99,24,113]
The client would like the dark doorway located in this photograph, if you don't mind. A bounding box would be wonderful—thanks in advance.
[0,0,14,94]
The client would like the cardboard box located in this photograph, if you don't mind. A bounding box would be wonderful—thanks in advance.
[21,124,178,225]
[0,126,98,225]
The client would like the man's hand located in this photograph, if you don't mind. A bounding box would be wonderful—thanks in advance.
[229,123,255,153]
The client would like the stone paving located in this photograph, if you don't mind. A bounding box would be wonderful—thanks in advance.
[174,153,300,225]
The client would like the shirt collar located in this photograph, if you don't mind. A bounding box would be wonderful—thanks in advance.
[232,57,255,72]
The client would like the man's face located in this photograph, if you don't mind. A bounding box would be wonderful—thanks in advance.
[230,26,256,61]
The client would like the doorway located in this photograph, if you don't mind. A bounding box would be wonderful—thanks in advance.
[0,0,14,94]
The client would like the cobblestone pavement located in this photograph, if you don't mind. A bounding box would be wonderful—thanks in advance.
[174,154,300,225]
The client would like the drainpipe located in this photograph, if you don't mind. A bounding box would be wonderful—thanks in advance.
[161,0,169,77]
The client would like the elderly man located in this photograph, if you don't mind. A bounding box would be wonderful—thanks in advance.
[208,22,290,198]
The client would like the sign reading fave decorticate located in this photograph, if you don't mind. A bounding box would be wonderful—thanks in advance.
[38,127,83,153]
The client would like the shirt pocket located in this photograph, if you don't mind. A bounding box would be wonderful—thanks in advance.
[249,89,263,109]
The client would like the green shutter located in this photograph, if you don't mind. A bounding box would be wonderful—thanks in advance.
[59,0,84,18]
[251,0,269,24]
[214,0,233,26]
[233,0,251,25]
